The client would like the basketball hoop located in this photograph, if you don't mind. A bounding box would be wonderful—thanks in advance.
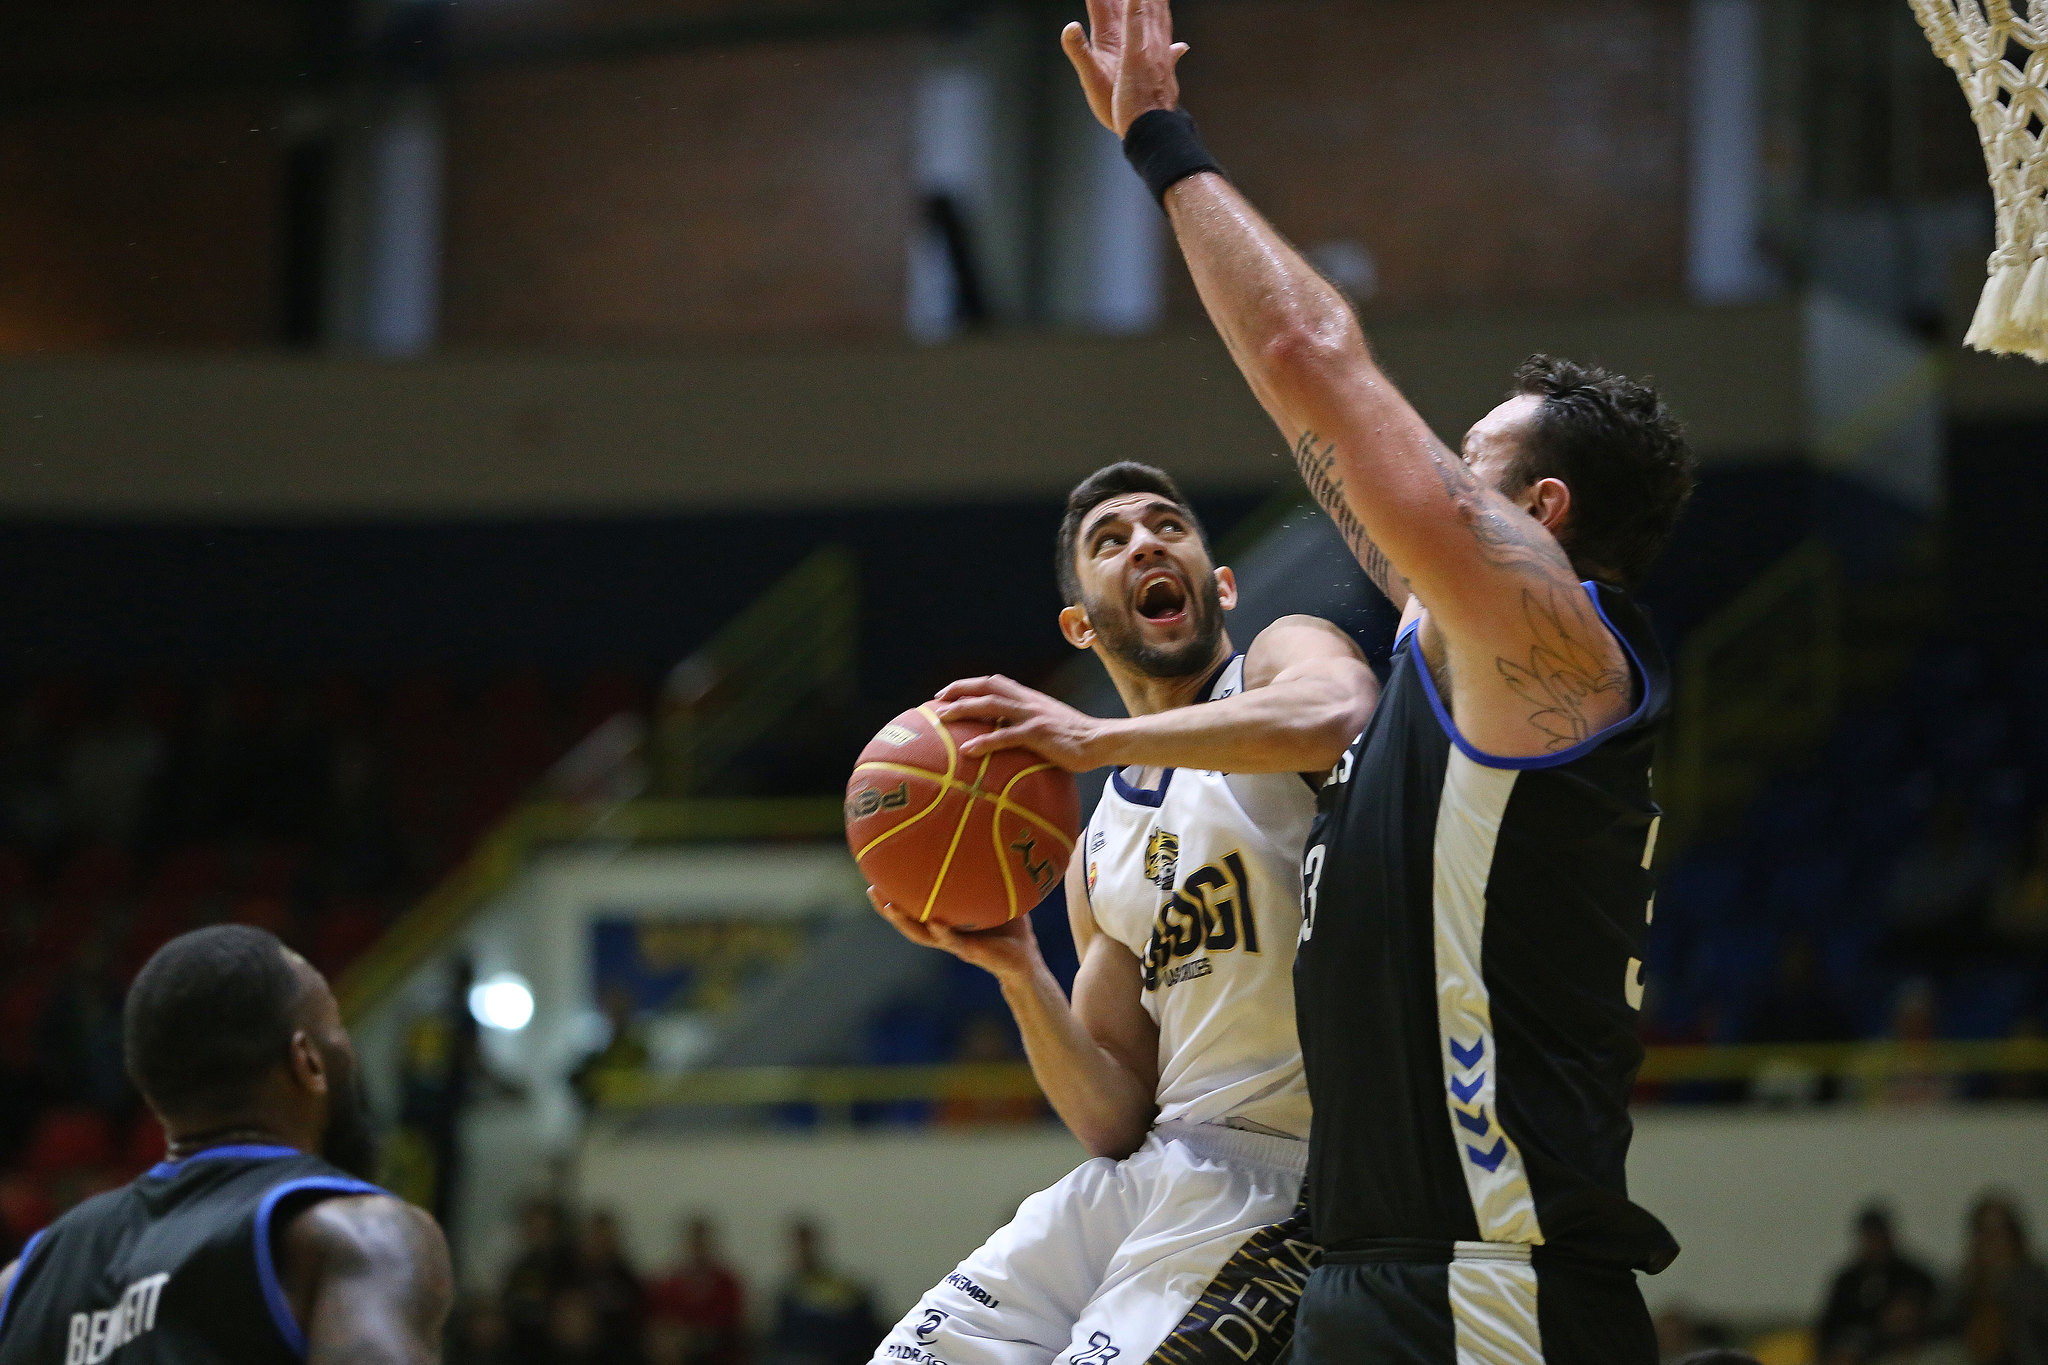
[1911,1,2048,360]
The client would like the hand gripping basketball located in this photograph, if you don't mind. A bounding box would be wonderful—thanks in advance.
[845,704,1081,931]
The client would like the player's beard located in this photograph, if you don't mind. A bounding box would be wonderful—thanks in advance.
[320,1047,379,1181]
[1089,570,1227,680]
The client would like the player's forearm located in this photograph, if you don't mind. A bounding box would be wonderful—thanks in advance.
[998,956,1155,1158]
[1092,674,1363,775]
[1162,174,1447,597]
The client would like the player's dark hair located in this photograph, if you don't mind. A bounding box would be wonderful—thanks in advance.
[1056,462,1208,605]
[124,925,305,1118]
[1507,355,1695,588]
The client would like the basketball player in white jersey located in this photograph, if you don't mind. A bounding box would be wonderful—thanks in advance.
[867,461,1377,1365]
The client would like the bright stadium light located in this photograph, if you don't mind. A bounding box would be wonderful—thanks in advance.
[469,973,535,1031]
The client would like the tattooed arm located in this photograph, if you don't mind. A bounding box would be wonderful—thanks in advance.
[1060,0,1630,757]
[1291,431,1411,610]
[282,1195,452,1365]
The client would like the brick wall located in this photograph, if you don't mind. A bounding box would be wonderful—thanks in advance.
[1173,0,1689,313]
[438,37,919,347]
[0,101,282,352]
[0,0,1691,353]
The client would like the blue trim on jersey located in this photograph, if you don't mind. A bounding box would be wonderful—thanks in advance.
[1406,582,1652,772]
[0,1228,48,1338]
[254,1175,383,1358]
[1110,765,1176,806]
[1105,652,1240,807]
[146,1143,304,1181]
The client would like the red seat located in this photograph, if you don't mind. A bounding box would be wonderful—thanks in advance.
[23,1107,114,1176]
[229,893,290,935]
[311,899,386,978]
[122,1115,166,1176]
[0,1174,57,1246]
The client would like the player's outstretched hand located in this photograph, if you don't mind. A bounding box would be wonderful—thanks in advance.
[868,886,1040,979]
[1061,0,1188,137]
[936,675,1108,772]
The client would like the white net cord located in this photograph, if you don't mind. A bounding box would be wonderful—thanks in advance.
[1911,0,2048,360]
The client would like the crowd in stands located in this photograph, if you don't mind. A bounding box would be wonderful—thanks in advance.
[1641,637,2048,1101]
[449,1203,881,1365]
[0,669,649,1263]
[1654,1195,2047,1365]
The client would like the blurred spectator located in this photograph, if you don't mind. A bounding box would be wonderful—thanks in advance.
[765,1220,882,1365]
[1869,1292,1968,1365]
[449,1298,513,1365]
[649,1216,748,1365]
[647,1320,693,1365]
[571,988,651,1109]
[502,1199,577,1365]
[1819,1206,1940,1365]
[1884,795,1999,962]
[1858,982,1958,1107]
[1749,933,1856,1044]
[62,693,165,846]
[1942,1194,2048,1365]
[548,1286,605,1365]
[576,1209,647,1365]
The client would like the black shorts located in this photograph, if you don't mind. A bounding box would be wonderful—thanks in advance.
[1291,1246,1656,1365]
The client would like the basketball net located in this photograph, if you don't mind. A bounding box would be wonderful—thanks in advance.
[1911,1,2048,360]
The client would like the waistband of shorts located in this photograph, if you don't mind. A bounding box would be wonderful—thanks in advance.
[1320,1238,1637,1281]
[1153,1119,1308,1174]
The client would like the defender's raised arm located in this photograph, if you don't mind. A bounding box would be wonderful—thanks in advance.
[1064,0,1691,761]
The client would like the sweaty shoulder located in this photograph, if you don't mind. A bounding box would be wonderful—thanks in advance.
[1241,614,1368,690]
[281,1194,451,1364]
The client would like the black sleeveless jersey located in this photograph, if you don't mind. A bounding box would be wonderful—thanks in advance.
[0,1145,382,1365]
[1294,582,1680,1274]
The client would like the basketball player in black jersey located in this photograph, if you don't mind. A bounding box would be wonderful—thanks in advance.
[0,925,453,1365]
[1065,3,1697,1362]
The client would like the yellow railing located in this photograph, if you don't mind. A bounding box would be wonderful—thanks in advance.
[593,1062,1045,1110]
[659,545,857,795]
[336,546,860,1024]
[334,796,845,1022]
[583,1042,2048,1114]
[1664,540,1844,846]
[1636,1038,2048,1082]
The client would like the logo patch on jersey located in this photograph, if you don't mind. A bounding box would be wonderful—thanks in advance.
[915,1308,950,1342]
[1087,862,1098,894]
[1071,1332,1120,1365]
[65,1272,168,1365]
[943,1273,999,1308]
[1144,828,1180,889]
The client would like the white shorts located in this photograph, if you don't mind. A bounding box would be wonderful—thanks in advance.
[873,1121,1316,1365]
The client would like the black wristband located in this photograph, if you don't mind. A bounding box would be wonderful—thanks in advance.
[1122,108,1224,207]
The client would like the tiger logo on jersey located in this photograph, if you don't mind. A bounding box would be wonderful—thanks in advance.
[1144,828,1180,889]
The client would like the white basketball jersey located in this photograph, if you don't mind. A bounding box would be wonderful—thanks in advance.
[1081,654,1316,1140]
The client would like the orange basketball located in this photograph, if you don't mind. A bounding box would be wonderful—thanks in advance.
[845,703,1081,930]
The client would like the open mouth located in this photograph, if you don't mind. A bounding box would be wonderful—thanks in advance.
[1134,570,1189,624]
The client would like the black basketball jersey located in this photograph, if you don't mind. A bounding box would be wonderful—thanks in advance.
[1294,582,1679,1274]
[0,1145,382,1365]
